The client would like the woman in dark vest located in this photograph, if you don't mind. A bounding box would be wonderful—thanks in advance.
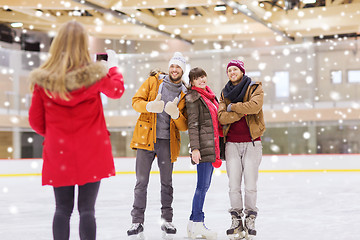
[185,67,222,239]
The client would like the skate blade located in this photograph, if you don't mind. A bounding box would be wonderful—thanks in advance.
[245,235,255,240]
[162,231,175,240]
[129,232,145,240]
[190,234,216,240]
[228,232,246,240]
[205,234,217,240]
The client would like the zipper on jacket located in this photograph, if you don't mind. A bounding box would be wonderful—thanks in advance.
[247,84,257,147]
[153,78,162,146]
[245,117,255,147]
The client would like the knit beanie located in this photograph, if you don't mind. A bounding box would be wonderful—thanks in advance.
[226,60,245,74]
[169,52,186,73]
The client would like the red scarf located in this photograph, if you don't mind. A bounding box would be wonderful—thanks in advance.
[192,86,222,168]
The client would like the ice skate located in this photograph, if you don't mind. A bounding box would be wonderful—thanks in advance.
[244,214,257,240]
[127,223,145,239]
[161,221,176,239]
[227,210,246,240]
[187,220,193,238]
[189,222,217,240]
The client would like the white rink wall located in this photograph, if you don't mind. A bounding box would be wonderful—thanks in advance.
[1,154,360,176]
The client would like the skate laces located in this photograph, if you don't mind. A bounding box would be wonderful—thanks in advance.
[129,223,141,230]
[202,222,213,231]
[245,215,256,229]
[163,222,176,230]
[230,215,240,229]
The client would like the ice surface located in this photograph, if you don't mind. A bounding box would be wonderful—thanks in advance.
[1,159,360,239]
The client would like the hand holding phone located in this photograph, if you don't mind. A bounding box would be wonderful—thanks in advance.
[106,49,118,69]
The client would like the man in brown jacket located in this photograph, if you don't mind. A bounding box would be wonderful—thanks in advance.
[127,52,188,238]
[218,59,265,239]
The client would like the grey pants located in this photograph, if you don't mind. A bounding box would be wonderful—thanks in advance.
[131,138,174,223]
[225,141,262,216]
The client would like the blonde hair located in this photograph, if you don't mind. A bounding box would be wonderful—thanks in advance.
[30,20,92,100]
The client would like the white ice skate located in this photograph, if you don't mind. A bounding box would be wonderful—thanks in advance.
[189,222,217,240]
[187,220,193,238]
[244,214,257,240]
[227,210,246,240]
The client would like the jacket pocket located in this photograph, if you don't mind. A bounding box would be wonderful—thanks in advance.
[134,120,152,146]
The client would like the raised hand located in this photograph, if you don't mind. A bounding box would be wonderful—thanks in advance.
[106,49,118,69]
[164,97,180,119]
[146,94,164,113]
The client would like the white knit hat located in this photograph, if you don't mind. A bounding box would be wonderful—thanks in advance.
[168,52,186,72]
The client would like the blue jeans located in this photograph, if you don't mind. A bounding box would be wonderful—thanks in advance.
[190,162,214,222]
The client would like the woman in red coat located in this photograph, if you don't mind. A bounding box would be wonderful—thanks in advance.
[28,20,125,240]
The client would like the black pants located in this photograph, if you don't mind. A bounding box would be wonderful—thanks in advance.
[52,181,100,240]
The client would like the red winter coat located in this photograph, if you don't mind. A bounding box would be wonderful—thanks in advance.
[28,63,125,187]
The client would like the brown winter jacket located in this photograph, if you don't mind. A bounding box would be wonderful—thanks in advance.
[186,89,218,163]
[218,81,265,141]
[130,73,188,163]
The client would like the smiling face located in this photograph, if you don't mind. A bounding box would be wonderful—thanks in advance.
[169,64,183,83]
[188,67,208,90]
[192,75,207,90]
[227,65,243,84]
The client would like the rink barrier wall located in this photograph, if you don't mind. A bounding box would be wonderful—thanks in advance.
[1,154,360,178]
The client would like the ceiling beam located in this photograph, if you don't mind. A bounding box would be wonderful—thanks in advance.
[112,0,223,9]
[221,0,295,41]
[71,0,193,44]
[331,0,345,5]
[1,0,359,43]
[194,6,211,17]
[11,7,57,22]
[0,11,56,26]
[0,0,87,10]
[237,0,267,17]
[113,9,160,26]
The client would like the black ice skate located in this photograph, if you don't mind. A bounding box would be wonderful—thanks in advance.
[244,213,257,240]
[161,221,176,239]
[127,223,144,239]
[227,210,246,240]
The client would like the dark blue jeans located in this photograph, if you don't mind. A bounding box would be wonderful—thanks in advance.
[190,162,214,222]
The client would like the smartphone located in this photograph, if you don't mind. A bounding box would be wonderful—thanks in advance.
[96,53,108,61]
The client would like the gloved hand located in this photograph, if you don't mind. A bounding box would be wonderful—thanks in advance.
[227,103,233,112]
[164,97,180,119]
[212,158,222,168]
[146,94,164,113]
[106,49,118,69]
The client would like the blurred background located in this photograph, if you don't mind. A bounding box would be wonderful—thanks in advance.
[0,0,360,159]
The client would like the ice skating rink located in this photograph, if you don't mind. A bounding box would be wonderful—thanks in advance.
[1,155,360,240]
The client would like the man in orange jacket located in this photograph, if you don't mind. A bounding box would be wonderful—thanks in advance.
[127,52,188,238]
